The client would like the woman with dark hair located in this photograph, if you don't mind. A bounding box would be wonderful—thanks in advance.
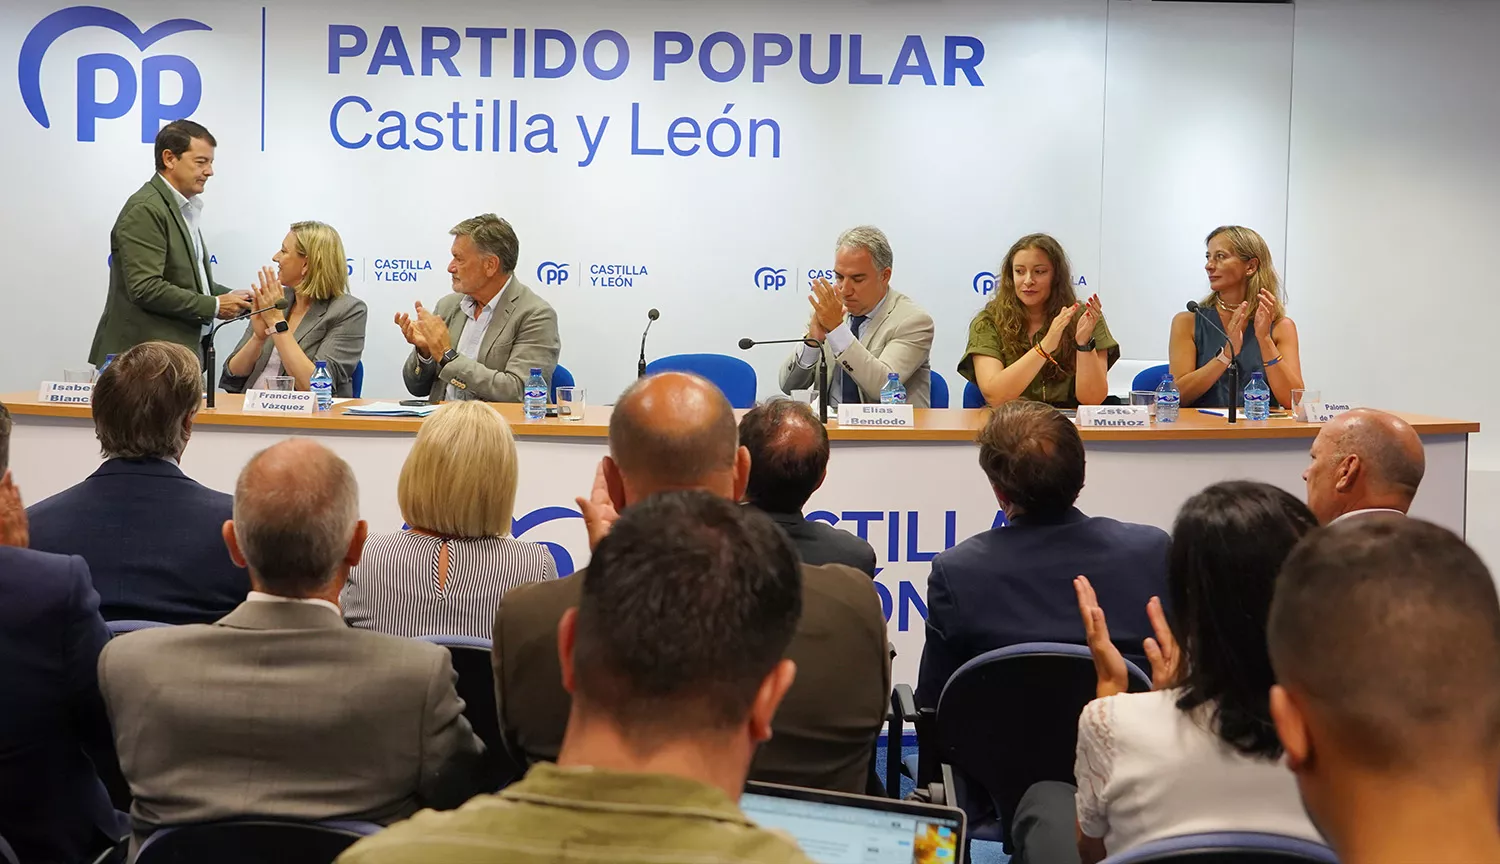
[1069,481,1323,863]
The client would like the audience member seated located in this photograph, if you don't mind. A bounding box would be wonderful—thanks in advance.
[1061,481,1321,864]
[1302,408,1425,525]
[343,401,556,637]
[0,402,127,862]
[916,399,1169,710]
[98,439,484,852]
[494,372,889,794]
[1269,516,1500,864]
[339,492,815,863]
[739,398,877,576]
[27,342,249,623]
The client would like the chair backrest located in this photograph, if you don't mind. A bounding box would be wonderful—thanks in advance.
[936,642,1150,850]
[0,832,19,864]
[107,620,172,637]
[1131,363,1171,393]
[549,363,575,402]
[1100,831,1339,864]
[351,360,365,398]
[644,354,758,408]
[135,820,381,864]
[962,380,986,409]
[929,370,950,409]
[416,635,520,790]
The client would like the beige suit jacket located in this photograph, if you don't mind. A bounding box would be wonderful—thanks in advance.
[403,278,560,402]
[777,288,935,408]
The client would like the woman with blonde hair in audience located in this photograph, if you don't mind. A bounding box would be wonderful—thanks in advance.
[1067,481,1324,863]
[343,401,556,638]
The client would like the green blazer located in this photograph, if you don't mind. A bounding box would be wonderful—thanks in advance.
[89,174,229,366]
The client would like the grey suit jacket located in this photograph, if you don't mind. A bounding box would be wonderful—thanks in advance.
[778,288,935,408]
[219,288,368,397]
[403,278,560,402]
[98,601,484,849]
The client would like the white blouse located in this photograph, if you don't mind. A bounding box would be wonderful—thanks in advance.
[1074,688,1321,856]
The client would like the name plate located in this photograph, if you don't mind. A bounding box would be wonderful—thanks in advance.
[837,403,915,428]
[1303,402,1354,423]
[243,389,316,415]
[37,381,93,403]
[1077,405,1151,428]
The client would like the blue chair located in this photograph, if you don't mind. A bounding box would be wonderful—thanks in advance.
[350,361,364,398]
[136,820,382,864]
[962,380,986,409]
[549,363,575,402]
[929,371,950,409]
[1100,832,1338,863]
[107,620,172,637]
[1131,363,1171,393]
[644,354,757,408]
[417,635,520,791]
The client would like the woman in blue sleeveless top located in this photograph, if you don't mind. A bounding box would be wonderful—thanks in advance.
[1169,226,1303,409]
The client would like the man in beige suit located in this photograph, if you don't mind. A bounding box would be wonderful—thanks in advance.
[98,439,484,850]
[493,372,891,794]
[397,214,561,402]
[779,225,935,408]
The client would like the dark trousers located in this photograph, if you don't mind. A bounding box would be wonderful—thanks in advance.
[1011,781,1081,864]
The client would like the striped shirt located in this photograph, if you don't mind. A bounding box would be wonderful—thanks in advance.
[342,531,557,639]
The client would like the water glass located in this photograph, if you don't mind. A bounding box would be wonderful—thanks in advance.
[1291,388,1320,421]
[267,376,296,392]
[63,368,95,383]
[556,386,586,422]
[1129,390,1158,418]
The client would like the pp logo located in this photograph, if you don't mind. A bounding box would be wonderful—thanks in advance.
[972,271,997,295]
[754,267,787,291]
[19,7,211,143]
[536,261,570,286]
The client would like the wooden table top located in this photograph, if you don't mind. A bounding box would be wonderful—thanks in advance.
[3,394,1479,442]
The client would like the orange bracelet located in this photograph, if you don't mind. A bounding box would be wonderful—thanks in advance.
[1035,345,1062,369]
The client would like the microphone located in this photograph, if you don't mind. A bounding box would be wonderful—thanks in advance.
[740,335,829,425]
[637,308,659,378]
[738,336,820,350]
[1186,300,1239,424]
[202,295,291,410]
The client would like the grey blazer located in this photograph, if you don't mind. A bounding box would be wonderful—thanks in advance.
[98,601,484,851]
[778,288,936,408]
[219,288,368,397]
[403,278,560,403]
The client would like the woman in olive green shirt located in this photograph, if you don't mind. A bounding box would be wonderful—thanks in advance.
[958,233,1119,407]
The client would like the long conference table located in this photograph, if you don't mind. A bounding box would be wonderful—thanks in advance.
[4,394,1479,685]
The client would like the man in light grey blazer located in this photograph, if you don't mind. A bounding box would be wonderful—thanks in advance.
[778,225,935,408]
[398,214,560,402]
[98,439,484,852]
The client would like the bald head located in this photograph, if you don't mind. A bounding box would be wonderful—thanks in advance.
[607,373,744,503]
[740,399,829,514]
[231,439,361,596]
[1303,409,1425,524]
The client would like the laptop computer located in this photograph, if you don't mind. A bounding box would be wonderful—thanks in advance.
[740,781,966,864]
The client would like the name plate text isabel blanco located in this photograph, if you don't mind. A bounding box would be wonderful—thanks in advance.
[836,403,916,428]
[37,382,93,404]
[242,389,316,415]
[1076,405,1151,428]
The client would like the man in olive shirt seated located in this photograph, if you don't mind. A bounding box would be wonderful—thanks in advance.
[339,492,813,863]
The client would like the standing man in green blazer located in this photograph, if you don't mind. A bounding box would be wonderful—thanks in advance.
[89,120,251,367]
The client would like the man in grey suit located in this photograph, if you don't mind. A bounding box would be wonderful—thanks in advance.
[779,225,936,408]
[397,214,560,402]
[98,439,484,850]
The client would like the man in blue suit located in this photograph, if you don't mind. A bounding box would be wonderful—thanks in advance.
[28,342,249,624]
[0,401,128,861]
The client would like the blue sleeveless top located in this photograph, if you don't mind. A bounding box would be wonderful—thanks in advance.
[1190,307,1279,409]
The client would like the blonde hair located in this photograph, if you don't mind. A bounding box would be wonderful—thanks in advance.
[983,233,1082,381]
[398,402,519,538]
[1201,225,1286,322]
[289,220,349,302]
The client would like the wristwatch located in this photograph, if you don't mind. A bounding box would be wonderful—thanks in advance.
[439,348,460,368]
[272,320,289,334]
[1076,338,1097,352]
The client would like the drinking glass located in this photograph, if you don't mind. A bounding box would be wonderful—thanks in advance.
[556,386,586,422]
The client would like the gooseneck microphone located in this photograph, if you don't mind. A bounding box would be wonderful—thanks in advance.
[1186,300,1238,424]
[740,335,829,425]
[203,296,290,409]
[637,308,660,378]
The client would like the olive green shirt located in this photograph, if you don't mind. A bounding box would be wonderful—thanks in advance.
[957,312,1120,407]
[336,763,813,864]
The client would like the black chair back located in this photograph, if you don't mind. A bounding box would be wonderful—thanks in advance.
[418,636,523,790]
[0,832,18,864]
[135,821,378,864]
[936,642,1150,851]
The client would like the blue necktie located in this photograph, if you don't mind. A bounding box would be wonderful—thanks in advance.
[840,315,869,405]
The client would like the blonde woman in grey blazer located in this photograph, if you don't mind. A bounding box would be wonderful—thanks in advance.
[221,221,367,397]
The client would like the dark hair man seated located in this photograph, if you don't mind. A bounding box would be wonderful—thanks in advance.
[740,398,877,576]
[341,492,815,863]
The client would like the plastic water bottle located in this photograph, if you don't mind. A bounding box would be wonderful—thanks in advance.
[310,361,334,411]
[523,367,547,421]
[880,372,907,405]
[1155,374,1180,423]
[98,354,116,373]
[1244,371,1271,421]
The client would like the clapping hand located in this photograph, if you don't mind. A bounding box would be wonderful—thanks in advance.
[1075,294,1103,346]
[1252,288,1277,344]
[808,277,845,339]
[1075,575,1130,699]
[250,267,285,337]
[575,459,620,551]
[1040,303,1081,354]
[1143,596,1181,690]
[0,471,28,549]
[1225,301,1251,356]
[395,301,450,361]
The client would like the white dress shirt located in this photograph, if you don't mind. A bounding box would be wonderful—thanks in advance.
[424,278,508,401]
[1331,507,1406,523]
[245,590,342,618]
[163,179,213,330]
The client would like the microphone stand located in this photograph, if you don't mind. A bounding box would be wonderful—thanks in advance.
[740,337,827,425]
[638,309,659,379]
[1191,303,1239,425]
[202,302,282,409]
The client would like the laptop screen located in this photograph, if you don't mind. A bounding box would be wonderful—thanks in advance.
[740,784,963,864]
